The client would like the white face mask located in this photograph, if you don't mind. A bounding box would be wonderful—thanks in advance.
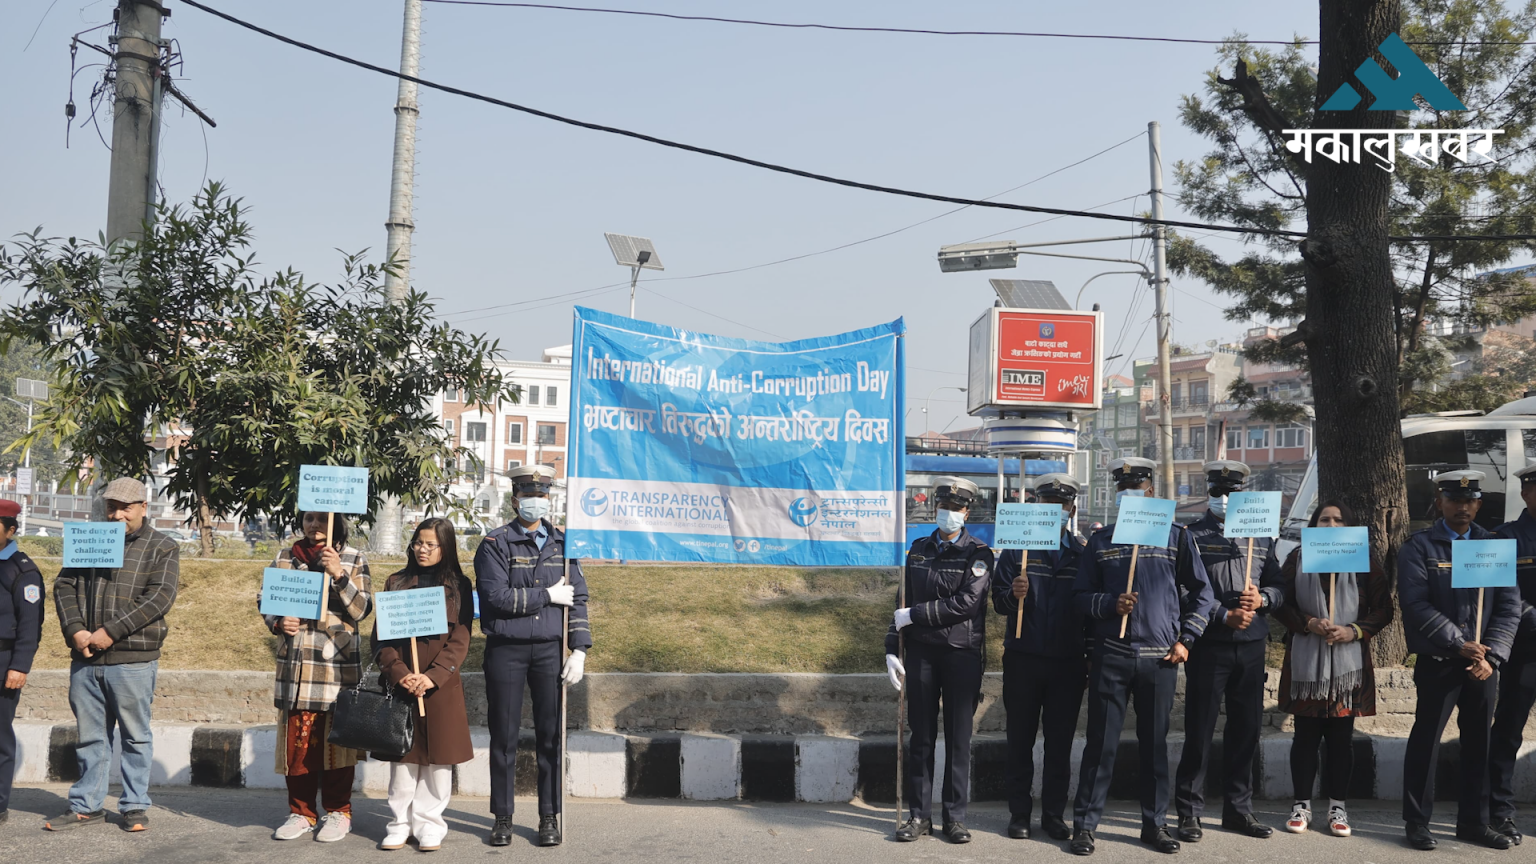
[935,508,966,535]
[1115,488,1146,509]
[517,496,551,524]
[1208,495,1228,519]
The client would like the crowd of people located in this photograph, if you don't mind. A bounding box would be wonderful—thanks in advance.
[887,457,1534,853]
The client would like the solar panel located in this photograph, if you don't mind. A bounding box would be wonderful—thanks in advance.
[604,233,665,271]
[989,279,1071,310]
[14,378,47,401]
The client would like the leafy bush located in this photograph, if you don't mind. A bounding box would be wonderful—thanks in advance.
[19,536,62,557]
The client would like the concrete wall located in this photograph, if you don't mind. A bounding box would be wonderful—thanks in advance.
[8,668,1476,737]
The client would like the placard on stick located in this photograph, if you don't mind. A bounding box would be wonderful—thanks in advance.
[994,503,1064,550]
[1452,539,1517,589]
[297,465,370,515]
[1111,496,1176,546]
[1301,527,1370,573]
[1224,491,1282,539]
[63,522,124,568]
[259,567,327,620]
[375,586,450,641]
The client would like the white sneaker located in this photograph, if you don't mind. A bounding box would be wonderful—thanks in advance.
[273,813,314,841]
[315,812,352,843]
[1285,803,1312,834]
[378,830,410,850]
[1328,807,1351,837]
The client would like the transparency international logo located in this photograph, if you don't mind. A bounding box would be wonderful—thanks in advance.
[1282,33,1499,173]
[580,487,609,518]
[788,497,819,528]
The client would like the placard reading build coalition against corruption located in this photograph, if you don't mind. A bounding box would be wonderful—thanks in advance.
[565,306,905,566]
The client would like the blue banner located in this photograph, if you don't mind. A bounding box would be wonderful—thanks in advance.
[566,306,905,565]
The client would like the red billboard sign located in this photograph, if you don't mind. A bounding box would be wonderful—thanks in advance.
[967,308,1102,415]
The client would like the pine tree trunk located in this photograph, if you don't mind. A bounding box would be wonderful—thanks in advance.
[1308,0,1410,665]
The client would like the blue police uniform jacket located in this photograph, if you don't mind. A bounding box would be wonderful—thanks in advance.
[1074,523,1216,657]
[0,541,45,674]
[884,528,995,655]
[1494,510,1536,661]
[473,519,592,650]
[1398,519,1521,665]
[991,531,1088,660]
[1187,512,1284,643]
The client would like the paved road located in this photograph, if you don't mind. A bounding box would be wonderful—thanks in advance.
[0,785,1520,863]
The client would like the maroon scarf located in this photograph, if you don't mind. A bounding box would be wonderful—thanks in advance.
[290,539,324,571]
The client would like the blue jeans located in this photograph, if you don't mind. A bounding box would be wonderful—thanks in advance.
[68,660,158,814]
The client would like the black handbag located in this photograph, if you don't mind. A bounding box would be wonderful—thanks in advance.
[327,663,414,759]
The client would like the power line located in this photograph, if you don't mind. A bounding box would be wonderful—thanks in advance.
[179,1,1536,244]
[417,2,1536,46]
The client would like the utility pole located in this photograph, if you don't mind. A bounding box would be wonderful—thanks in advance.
[1148,121,1176,499]
[105,0,166,244]
[375,0,423,556]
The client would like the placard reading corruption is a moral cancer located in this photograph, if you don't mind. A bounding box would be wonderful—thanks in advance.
[297,465,370,514]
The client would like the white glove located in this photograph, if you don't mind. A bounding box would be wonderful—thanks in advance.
[546,583,576,607]
[885,653,906,692]
[561,649,586,686]
[893,607,913,631]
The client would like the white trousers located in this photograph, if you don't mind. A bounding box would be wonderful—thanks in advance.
[386,762,454,843]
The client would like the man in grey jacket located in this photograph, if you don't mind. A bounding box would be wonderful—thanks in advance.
[45,477,179,835]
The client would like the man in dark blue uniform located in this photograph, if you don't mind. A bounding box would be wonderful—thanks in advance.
[886,476,993,844]
[1174,460,1281,841]
[1489,465,1536,847]
[1399,470,1521,851]
[992,473,1087,842]
[1069,457,1216,856]
[475,465,591,848]
[0,499,44,827]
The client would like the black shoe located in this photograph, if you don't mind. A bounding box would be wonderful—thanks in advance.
[1494,818,1523,846]
[44,809,106,831]
[944,821,972,844]
[1222,812,1273,839]
[1407,822,1437,851]
[1007,814,1031,839]
[0,810,7,825]
[1070,828,1096,855]
[1177,815,1203,842]
[895,817,931,842]
[1043,814,1072,841]
[537,815,561,847]
[118,809,149,833]
[1141,825,1182,853]
[1456,824,1513,850]
[489,816,513,847]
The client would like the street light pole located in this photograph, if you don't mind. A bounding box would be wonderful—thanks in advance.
[923,386,967,436]
[1148,121,1176,499]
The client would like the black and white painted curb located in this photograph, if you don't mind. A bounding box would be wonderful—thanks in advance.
[12,723,1536,803]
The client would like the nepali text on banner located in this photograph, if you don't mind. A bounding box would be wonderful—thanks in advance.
[566,306,905,566]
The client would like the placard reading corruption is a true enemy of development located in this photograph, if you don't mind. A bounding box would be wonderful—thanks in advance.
[565,306,905,566]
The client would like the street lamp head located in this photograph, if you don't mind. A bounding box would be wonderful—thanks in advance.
[937,241,1019,273]
[604,233,665,271]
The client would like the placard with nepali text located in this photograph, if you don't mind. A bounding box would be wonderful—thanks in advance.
[1452,538,1518,588]
[1111,496,1176,547]
[375,586,450,641]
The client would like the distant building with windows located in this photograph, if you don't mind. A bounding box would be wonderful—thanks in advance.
[1078,374,1149,526]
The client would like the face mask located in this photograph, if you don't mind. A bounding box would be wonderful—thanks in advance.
[1115,489,1146,509]
[936,508,966,534]
[1208,495,1228,519]
[518,497,551,523]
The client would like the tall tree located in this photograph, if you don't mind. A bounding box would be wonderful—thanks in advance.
[0,184,519,555]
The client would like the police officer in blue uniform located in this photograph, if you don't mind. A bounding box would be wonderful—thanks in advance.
[1174,461,1281,841]
[1069,457,1216,856]
[886,476,994,844]
[991,473,1088,842]
[1491,465,1536,846]
[475,465,592,848]
[1398,470,1521,851]
[0,500,45,826]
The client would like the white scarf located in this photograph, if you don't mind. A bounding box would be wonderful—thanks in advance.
[1290,571,1364,704]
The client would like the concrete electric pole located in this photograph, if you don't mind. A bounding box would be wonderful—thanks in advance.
[374,0,423,556]
[105,0,166,245]
[1148,121,1176,499]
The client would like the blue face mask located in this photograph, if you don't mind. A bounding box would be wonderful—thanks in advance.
[1208,495,1228,519]
[518,496,551,524]
[936,508,966,535]
[1115,489,1146,509]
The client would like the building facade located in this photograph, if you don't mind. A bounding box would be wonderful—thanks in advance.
[1077,374,1148,527]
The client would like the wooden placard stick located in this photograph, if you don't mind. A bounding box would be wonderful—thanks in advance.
[559,556,570,840]
[1328,573,1336,624]
[1119,545,1140,639]
[1015,550,1029,639]
[896,568,907,829]
[1476,586,1485,647]
[317,512,334,620]
[408,637,426,717]
[1243,538,1254,590]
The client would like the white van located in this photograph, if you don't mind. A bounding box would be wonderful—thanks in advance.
[1277,395,1536,560]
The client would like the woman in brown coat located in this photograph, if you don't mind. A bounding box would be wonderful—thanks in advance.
[1274,499,1394,839]
[373,517,475,851]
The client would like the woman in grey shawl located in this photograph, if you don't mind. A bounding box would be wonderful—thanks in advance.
[1275,500,1394,839]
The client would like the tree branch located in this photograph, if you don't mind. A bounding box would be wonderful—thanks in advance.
[1217,58,1308,197]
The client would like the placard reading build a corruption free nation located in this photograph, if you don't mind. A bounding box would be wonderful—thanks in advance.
[63,522,124,568]
[297,465,370,514]
[375,586,449,641]
[259,567,327,620]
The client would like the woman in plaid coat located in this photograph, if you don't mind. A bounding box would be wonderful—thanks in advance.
[260,511,373,843]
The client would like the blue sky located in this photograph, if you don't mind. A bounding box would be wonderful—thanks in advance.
[2,1,1319,433]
